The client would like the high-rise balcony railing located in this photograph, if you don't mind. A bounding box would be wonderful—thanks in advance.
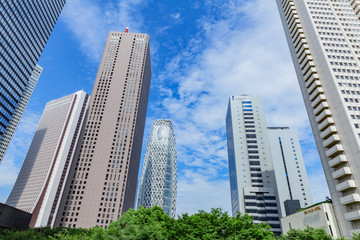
[336,180,356,192]
[323,134,340,148]
[328,155,347,168]
[325,144,344,158]
[332,167,352,180]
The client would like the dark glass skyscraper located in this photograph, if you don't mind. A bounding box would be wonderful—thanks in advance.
[0,0,67,162]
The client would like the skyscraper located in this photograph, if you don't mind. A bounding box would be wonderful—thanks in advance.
[53,31,151,229]
[138,119,177,218]
[0,1,67,163]
[6,91,89,228]
[276,0,360,236]
[267,127,313,217]
[0,65,43,161]
[226,95,282,234]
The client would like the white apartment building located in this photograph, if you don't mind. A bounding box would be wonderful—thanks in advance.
[276,0,360,237]
[226,95,282,234]
[6,91,89,227]
[268,127,313,217]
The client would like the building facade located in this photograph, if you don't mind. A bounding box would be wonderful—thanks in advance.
[267,127,313,217]
[0,65,43,161]
[281,201,342,238]
[226,95,282,234]
[6,91,89,228]
[276,0,360,236]
[53,31,152,229]
[137,119,177,218]
[0,1,66,163]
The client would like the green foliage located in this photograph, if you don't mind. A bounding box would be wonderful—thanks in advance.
[174,208,274,240]
[105,206,174,239]
[278,226,333,240]
[353,232,360,240]
[0,226,104,240]
[3,207,355,240]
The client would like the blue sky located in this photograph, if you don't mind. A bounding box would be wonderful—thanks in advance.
[0,0,330,215]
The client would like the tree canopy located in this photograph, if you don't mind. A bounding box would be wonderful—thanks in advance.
[0,206,353,240]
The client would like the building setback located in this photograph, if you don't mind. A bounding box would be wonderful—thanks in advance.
[276,0,360,237]
[0,1,67,163]
[138,119,177,218]
[6,91,89,228]
[267,127,313,217]
[54,31,151,229]
[226,95,282,234]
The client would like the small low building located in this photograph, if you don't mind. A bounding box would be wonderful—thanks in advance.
[281,201,342,238]
[0,203,32,233]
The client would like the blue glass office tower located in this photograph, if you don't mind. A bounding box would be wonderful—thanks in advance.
[0,0,66,162]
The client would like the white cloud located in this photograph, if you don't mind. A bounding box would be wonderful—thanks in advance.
[170,13,181,20]
[61,0,146,61]
[59,0,329,215]
[176,170,231,216]
[157,0,329,212]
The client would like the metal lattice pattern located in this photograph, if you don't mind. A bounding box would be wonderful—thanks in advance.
[138,119,177,218]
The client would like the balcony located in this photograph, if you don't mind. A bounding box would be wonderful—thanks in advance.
[311,94,326,108]
[297,42,308,55]
[321,126,337,139]
[340,194,360,205]
[316,110,332,123]
[329,155,347,168]
[323,134,340,148]
[318,117,334,131]
[306,79,321,92]
[336,180,356,192]
[308,86,322,100]
[325,144,344,158]
[332,167,352,180]
[314,101,329,116]
[302,61,315,75]
[345,210,360,221]
[300,50,312,66]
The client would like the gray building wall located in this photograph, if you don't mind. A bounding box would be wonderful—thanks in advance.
[267,127,313,217]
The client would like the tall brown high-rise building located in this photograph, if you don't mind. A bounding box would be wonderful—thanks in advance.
[54,31,151,229]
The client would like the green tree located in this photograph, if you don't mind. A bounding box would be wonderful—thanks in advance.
[174,208,275,240]
[278,226,333,240]
[105,205,174,239]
